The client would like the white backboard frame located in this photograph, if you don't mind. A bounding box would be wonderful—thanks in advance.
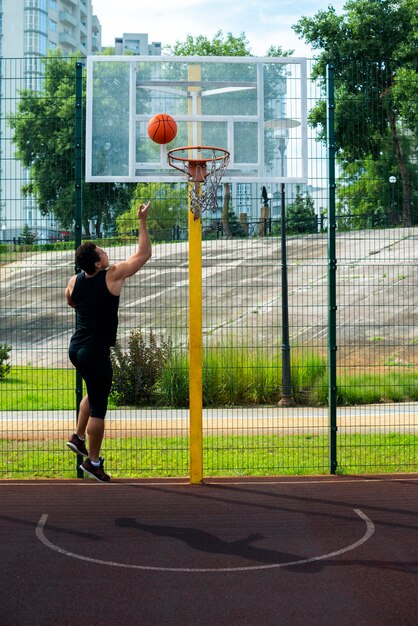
[85,55,308,184]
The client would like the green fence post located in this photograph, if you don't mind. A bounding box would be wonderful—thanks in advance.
[327,64,338,475]
[74,60,83,478]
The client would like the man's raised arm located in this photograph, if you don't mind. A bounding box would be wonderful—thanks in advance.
[106,202,152,293]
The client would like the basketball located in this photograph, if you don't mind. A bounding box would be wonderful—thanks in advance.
[147,113,177,145]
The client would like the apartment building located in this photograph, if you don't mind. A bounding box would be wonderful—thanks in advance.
[0,0,101,241]
[114,33,161,56]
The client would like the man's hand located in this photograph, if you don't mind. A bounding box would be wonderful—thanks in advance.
[138,201,150,221]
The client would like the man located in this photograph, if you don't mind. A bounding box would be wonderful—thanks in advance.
[65,202,151,482]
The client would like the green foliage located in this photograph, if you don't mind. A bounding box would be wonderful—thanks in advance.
[155,353,190,408]
[167,30,253,56]
[290,352,328,404]
[285,185,317,234]
[0,366,80,409]
[116,183,188,240]
[110,329,172,406]
[392,66,418,135]
[226,209,247,238]
[1,433,416,479]
[8,50,134,236]
[313,370,418,406]
[2,357,418,410]
[156,348,328,408]
[167,30,294,59]
[20,224,38,245]
[293,0,418,225]
[0,344,11,380]
[335,144,416,227]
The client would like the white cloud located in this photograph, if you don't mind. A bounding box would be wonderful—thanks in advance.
[92,0,346,57]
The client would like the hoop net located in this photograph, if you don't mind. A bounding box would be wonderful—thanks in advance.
[167,146,230,220]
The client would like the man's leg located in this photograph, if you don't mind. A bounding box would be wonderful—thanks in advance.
[85,348,112,462]
[87,417,105,463]
[76,395,90,439]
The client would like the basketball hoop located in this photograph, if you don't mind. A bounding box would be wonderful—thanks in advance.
[167,146,230,220]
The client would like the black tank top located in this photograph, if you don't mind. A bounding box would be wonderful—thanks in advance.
[70,270,120,348]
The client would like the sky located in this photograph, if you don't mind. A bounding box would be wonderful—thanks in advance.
[91,0,346,57]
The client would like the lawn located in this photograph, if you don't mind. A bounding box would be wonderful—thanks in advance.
[0,433,416,479]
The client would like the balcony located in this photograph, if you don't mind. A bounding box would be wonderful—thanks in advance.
[59,31,77,48]
[59,10,77,27]
[92,15,100,34]
[91,35,101,52]
[79,1,88,17]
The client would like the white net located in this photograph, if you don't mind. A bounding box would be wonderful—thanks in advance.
[167,147,230,220]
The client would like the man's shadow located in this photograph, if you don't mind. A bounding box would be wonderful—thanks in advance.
[115,517,316,569]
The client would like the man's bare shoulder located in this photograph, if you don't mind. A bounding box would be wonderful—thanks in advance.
[105,263,122,281]
[65,274,77,307]
[66,274,77,289]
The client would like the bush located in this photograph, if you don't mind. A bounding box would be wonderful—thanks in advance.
[0,344,11,380]
[155,353,189,407]
[110,329,172,406]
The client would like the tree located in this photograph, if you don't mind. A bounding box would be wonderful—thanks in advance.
[0,344,11,380]
[336,130,417,227]
[167,31,252,57]
[9,50,134,237]
[222,182,232,238]
[20,224,38,245]
[116,183,188,240]
[293,0,418,226]
[286,185,317,234]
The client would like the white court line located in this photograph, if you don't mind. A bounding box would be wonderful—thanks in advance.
[2,476,417,487]
[35,509,374,573]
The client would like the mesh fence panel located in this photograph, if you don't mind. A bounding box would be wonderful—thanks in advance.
[0,57,416,478]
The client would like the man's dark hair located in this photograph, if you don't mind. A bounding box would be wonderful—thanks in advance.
[75,242,100,275]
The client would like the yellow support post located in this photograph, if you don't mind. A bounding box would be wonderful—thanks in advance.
[188,64,203,484]
[188,198,203,484]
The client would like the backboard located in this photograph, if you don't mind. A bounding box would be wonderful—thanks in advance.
[85,56,308,184]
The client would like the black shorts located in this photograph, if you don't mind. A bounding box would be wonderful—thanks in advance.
[68,345,112,419]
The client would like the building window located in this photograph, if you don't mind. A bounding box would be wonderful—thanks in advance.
[25,57,42,74]
[236,183,253,216]
[25,31,47,54]
[49,19,56,32]
[26,0,47,10]
[25,9,47,33]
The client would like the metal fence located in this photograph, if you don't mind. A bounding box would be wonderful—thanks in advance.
[0,57,416,479]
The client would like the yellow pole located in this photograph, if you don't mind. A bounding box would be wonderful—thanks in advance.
[188,64,203,484]
[188,198,203,484]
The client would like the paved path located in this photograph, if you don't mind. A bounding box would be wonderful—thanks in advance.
[1,403,417,438]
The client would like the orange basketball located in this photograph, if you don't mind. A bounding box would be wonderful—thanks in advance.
[147,113,177,145]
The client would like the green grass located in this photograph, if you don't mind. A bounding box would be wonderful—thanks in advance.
[0,434,416,479]
[0,367,116,410]
[0,367,76,410]
[2,359,418,410]
[156,349,327,407]
[334,372,418,405]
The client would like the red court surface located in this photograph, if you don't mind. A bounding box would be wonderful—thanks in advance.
[0,475,417,626]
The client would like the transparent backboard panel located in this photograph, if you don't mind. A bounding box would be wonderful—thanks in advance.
[86,56,308,183]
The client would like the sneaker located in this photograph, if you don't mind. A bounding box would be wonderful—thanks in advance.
[79,457,111,483]
[66,433,88,457]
